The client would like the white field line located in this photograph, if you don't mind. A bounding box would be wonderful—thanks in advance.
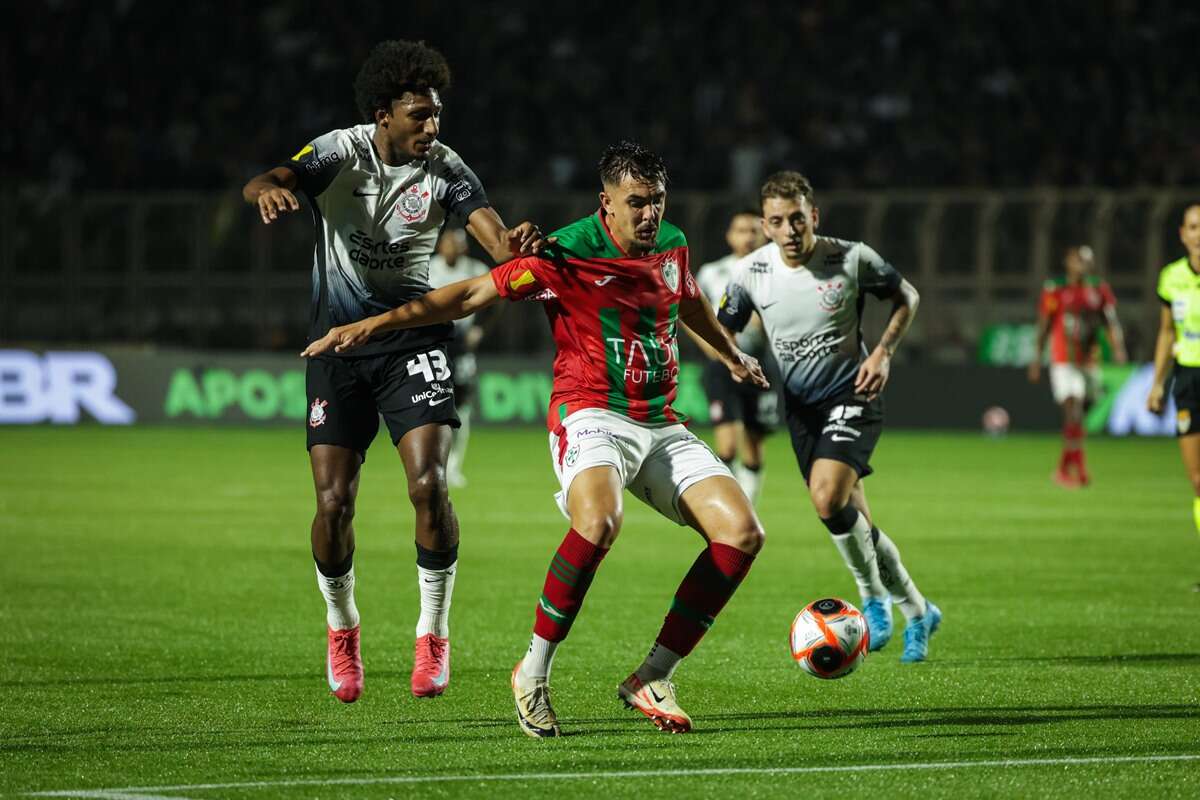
[25,753,1200,798]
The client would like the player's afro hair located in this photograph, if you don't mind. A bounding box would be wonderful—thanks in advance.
[354,40,452,123]
[760,171,815,209]
[598,141,669,188]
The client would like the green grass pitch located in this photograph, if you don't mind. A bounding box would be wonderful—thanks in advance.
[1,426,1198,798]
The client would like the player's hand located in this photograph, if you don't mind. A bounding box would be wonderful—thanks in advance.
[301,320,375,357]
[729,352,769,389]
[256,186,300,225]
[1027,361,1041,383]
[465,325,484,351]
[1147,383,1166,414]
[855,348,890,400]
[506,222,556,256]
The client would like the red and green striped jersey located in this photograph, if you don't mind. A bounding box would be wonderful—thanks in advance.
[490,210,697,431]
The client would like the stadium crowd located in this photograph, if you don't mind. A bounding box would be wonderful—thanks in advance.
[5,0,1199,194]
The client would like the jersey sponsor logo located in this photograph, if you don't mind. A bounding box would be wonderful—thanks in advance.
[749,260,771,274]
[351,139,372,162]
[348,229,411,270]
[302,151,342,175]
[823,404,864,440]
[594,275,617,286]
[606,340,680,385]
[410,385,453,405]
[396,183,431,223]
[309,398,328,428]
[817,280,847,312]
[774,330,841,365]
[447,177,475,205]
[661,257,680,292]
[509,270,536,291]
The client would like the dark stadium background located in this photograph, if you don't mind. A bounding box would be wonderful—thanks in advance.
[1,0,1196,430]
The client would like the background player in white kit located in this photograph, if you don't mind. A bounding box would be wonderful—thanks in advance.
[428,228,490,488]
[241,40,547,703]
[690,211,776,504]
[718,171,942,662]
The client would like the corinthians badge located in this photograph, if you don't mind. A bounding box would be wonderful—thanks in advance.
[396,183,431,223]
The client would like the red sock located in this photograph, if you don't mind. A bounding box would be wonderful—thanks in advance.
[1061,422,1084,475]
[654,542,756,657]
[532,529,608,643]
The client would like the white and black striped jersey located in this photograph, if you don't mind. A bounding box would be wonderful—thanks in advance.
[718,237,903,405]
[282,125,490,356]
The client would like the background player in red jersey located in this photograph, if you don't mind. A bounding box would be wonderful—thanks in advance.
[305,142,769,737]
[1028,246,1127,487]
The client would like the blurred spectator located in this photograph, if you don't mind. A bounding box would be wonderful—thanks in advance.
[4,0,1199,193]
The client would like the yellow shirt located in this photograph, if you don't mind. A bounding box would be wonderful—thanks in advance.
[1157,257,1200,367]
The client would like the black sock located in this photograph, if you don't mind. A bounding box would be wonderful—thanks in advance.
[315,548,354,578]
[416,542,458,570]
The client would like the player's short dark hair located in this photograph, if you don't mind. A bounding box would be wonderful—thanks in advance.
[760,171,815,209]
[732,208,761,221]
[598,141,669,188]
[354,40,452,123]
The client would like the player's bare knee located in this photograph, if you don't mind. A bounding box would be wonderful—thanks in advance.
[715,515,765,555]
[1188,471,1200,496]
[407,468,447,511]
[810,484,845,520]
[571,508,623,547]
[315,485,355,529]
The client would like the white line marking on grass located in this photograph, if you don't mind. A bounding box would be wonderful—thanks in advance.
[44,794,198,800]
[28,754,1200,798]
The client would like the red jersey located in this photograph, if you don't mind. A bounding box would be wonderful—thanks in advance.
[490,211,698,431]
[1038,276,1116,365]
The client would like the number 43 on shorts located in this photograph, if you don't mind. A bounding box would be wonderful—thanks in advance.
[407,350,451,382]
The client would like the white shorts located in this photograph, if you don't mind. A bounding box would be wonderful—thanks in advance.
[1049,364,1100,404]
[548,408,732,525]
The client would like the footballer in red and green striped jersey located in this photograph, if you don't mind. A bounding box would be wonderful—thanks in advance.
[303,142,770,738]
[491,209,697,430]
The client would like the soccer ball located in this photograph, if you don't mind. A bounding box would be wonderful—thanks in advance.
[790,597,869,679]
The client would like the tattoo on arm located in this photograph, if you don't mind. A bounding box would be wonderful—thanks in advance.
[878,281,919,356]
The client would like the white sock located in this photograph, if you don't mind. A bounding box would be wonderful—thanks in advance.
[829,511,889,601]
[448,407,471,481]
[636,642,682,682]
[316,564,359,630]
[735,464,764,505]
[519,634,558,683]
[416,561,456,638]
[873,527,927,619]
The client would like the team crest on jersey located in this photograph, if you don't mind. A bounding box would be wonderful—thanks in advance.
[396,184,431,223]
[817,280,847,312]
[309,398,329,428]
[661,257,680,292]
[1179,409,1191,435]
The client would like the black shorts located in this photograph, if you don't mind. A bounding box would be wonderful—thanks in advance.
[1171,364,1200,437]
[703,360,779,433]
[785,388,884,481]
[306,346,460,460]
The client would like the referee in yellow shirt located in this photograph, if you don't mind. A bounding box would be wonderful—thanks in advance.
[1148,204,1200,586]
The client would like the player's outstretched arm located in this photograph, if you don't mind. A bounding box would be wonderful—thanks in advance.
[466,207,553,263]
[1148,305,1176,413]
[856,279,920,399]
[242,167,301,225]
[679,295,769,389]
[301,273,502,357]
